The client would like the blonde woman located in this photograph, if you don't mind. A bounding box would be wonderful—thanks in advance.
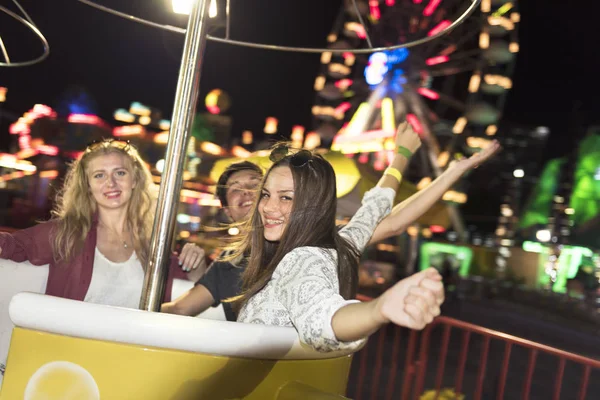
[0,139,204,307]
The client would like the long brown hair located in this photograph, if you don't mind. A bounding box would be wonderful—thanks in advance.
[229,147,360,310]
[51,140,157,266]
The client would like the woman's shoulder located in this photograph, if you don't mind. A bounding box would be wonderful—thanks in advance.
[276,247,335,272]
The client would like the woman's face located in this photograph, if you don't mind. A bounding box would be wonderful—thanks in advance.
[87,152,136,211]
[258,166,294,242]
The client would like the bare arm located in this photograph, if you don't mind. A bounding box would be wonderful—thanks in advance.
[161,284,215,316]
[332,268,444,341]
[368,140,501,245]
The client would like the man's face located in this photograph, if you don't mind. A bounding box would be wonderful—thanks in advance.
[223,169,262,222]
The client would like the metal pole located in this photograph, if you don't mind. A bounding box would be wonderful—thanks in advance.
[140,0,211,311]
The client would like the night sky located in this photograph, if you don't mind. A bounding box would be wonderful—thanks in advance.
[1,0,598,159]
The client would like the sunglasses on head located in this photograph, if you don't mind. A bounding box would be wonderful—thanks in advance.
[269,144,313,168]
[85,139,131,153]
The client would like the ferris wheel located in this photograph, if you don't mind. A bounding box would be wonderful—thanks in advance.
[312,0,519,234]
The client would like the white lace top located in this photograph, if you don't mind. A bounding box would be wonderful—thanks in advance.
[238,186,395,352]
[83,248,145,309]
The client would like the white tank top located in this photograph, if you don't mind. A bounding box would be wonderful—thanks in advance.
[83,248,145,309]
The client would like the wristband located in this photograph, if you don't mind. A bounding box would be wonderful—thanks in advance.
[384,167,403,183]
[396,145,413,159]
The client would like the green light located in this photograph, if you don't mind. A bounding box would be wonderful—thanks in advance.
[419,242,473,277]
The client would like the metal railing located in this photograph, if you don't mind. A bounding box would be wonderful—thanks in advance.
[348,295,600,400]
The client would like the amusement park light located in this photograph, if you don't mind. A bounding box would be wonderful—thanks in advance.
[536,229,551,243]
[479,32,490,49]
[427,20,451,37]
[291,125,305,142]
[159,120,171,131]
[417,87,440,100]
[513,168,525,178]
[423,0,442,17]
[113,125,144,137]
[172,0,218,17]
[139,115,151,125]
[452,117,467,134]
[481,0,491,13]
[67,114,103,126]
[320,52,332,64]
[406,114,423,134]
[381,98,395,133]
[343,52,356,66]
[0,87,6,102]
[486,125,497,136]
[129,102,151,116]
[329,63,351,76]
[425,55,449,66]
[231,145,251,158]
[264,117,278,134]
[510,13,521,23]
[509,42,519,53]
[565,208,575,215]
[488,16,515,31]
[417,177,431,190]
[327,33,337,42]
[494,2,514,17]
[242,130,253,145]
[154,132,169,144]
[114,109,136,123]
[200,141,223,155]
[304,132,321,150]
[314,76,326,91]
[156,159,165,173]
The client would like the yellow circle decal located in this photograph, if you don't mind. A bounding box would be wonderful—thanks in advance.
[24,361,100,400]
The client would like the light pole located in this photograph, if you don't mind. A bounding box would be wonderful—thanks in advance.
[139,0,211,311]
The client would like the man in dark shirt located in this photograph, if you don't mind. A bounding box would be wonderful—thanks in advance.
[161,161,262,320]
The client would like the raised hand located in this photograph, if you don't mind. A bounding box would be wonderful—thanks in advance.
[374,268,444,330]
[454,139,501,171]
[395,121,422,155]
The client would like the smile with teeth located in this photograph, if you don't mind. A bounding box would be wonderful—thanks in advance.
[264,218,284,227]
[104,191,121,199]
[240,201,253,207]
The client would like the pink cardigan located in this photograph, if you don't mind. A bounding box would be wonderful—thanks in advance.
[0,218,186,303]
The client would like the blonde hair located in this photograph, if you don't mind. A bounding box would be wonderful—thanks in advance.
[51,140,157,267]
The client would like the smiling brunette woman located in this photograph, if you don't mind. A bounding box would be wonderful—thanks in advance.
[226,123,450,353]
[0,139,203,307]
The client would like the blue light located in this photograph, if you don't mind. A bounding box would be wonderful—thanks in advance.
[363,49,410,87]
[364,52,389,86]
[391,69,407,93]
[386,48,410,65]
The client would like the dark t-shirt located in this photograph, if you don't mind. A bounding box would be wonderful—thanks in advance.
[196,259,245,321]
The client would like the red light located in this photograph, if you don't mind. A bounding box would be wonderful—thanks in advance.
[335,79,353,89]
[206,105,220,115]
[369,1,381,20]
[37,144,59,156]
[426,55,449,66]
[430,225,446,233]
[423,0,442,16]
[406,114,423,134]
[18,135,31,149]
[386,0,395,5]
[417,87,440,100]
[358,153,369,164]
[374,158,385,171]
[427,20,451,36]
[413,0,423,3]
[68,114,103,125]
[335,102,352,114]
[65,151,84,159]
